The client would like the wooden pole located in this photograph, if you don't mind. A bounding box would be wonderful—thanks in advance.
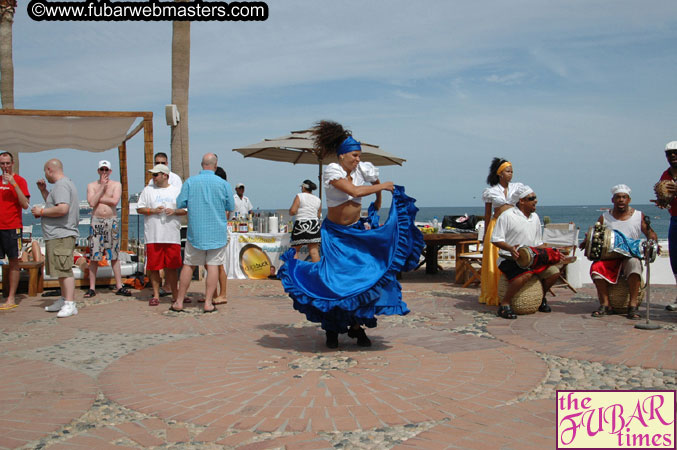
[118,141,129,252]
[143,117,154,185]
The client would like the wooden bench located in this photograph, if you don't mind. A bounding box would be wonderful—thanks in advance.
[1,261,45,297]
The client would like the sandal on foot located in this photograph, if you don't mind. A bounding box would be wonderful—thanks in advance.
[148,298,160,306]
[115,287,132,297]
[591,305,613,317]
[169,305,186,313]
[538,298,551,313]
[627,306,641,320]
[497,305,517,319]
[83,289,96,298]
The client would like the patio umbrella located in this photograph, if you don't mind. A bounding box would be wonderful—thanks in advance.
[232,130,406,198]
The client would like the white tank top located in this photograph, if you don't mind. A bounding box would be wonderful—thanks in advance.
[602,209,642,239]
[295,192,321,220]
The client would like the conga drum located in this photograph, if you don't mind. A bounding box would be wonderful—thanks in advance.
[584,223,643,261]
[497,274,543,315]
[516,246,563,269]
[609,278,645,314]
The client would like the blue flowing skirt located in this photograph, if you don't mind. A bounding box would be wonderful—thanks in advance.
[278,185,424,333]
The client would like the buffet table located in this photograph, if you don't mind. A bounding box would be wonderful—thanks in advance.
[225,232,303,279]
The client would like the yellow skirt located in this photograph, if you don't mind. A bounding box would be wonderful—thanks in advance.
[479,217,500,305]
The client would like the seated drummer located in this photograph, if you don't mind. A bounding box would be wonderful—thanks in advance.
[584,184,657,320]
[491,185,563,319]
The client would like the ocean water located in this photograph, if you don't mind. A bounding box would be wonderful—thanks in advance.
[24,204,669,242]
[413,204,669,241]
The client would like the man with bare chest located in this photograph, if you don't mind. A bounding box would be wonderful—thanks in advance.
[85,160,131,297]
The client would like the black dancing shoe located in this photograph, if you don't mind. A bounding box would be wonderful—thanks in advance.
[538,298,551,313]
[347,327,372,347]
[325,331,339,349]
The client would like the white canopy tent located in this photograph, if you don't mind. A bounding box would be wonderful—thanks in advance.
[0,109,155,250]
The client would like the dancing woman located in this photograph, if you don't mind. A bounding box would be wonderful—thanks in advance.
[479,158,524,305]
[278,121,424,349]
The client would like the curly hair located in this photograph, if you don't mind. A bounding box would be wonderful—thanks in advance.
[486,157,510,186]
[312,120,352,160]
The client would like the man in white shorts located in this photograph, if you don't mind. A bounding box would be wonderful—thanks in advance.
[170,153,234,313]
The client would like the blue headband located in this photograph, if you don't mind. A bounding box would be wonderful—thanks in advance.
[337,136,361,155]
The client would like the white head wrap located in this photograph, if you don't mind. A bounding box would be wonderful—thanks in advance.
[511,185,534,204]
[611,184,631,196]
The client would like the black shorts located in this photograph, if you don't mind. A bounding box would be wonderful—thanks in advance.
[0,228,21,260]
[498,259,560,282]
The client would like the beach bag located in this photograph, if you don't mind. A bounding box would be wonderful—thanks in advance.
[123,273,148,290]
[442,214,479,231]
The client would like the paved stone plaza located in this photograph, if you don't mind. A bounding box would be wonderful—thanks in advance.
[0,270,675,449]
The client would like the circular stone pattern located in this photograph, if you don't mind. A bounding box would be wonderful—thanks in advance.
[100,333,545,433]
[288,355,359,371]
[0,357,97,448]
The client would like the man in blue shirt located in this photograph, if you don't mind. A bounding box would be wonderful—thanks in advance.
[171,153,234,313]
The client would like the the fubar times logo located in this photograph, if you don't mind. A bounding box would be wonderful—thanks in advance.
[557,390,676,449]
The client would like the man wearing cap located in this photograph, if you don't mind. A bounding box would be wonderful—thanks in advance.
[170,153,234,313]
[585,185,657,319]
[137,164,186,306]
[491,185,564,319]
[85,160,131,298]
[0,152,30,310]
[657,141,677,311]
[233,183,253,218]
[147,152,182,298]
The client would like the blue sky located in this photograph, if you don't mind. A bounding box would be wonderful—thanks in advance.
[9,0,677,208]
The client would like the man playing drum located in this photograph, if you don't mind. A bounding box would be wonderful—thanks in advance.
[491,185,568,319]
[585,185,657,320]
[655,141,677,311]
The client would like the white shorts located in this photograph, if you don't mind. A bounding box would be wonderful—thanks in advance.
[183,241,226,266]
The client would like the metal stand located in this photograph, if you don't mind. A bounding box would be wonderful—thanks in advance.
[635,240,660,330]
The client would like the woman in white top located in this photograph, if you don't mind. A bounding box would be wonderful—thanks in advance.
[288,179,322,262]
[479,158,524,305]
[278,121,424,349]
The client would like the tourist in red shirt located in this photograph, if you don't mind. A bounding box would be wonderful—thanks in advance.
[0,152,30,310]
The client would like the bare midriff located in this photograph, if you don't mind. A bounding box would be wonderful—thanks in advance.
[326,200,362,226]
[92,203,116,219]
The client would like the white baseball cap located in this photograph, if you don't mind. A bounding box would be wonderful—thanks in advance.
[148,164,169,174]
[665,141,677,151]
[98,160,112,170]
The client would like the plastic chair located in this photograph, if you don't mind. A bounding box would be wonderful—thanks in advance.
[542,222,579,294]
